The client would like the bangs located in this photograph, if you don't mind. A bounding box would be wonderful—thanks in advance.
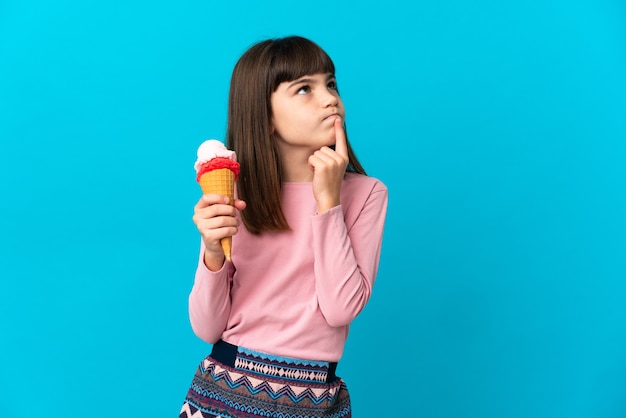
[268,37,335,91]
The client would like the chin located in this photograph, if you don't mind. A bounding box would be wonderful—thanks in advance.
[324,135,337,148]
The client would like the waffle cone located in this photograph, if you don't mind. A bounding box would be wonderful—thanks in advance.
[198,168,235,261]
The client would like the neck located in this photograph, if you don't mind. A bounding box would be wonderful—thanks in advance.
[281,155,313,182]
[278,144,314,182]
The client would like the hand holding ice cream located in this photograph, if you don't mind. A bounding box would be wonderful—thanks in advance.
[194,140,241,262]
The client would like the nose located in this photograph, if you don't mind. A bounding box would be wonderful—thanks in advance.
[321,90,339,107]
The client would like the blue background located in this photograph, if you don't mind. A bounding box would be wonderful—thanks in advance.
[1,1,625,417]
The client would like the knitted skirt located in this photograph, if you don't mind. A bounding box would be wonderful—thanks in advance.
[180,340,352,418]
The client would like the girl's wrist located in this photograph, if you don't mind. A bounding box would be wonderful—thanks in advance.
[316,197,340,214]
[203,249,226,272]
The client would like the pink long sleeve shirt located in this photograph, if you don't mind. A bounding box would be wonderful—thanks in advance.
[188,173,388,362]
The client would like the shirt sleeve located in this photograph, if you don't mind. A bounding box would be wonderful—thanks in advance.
[188,240,233,343]
[312,181,388,327]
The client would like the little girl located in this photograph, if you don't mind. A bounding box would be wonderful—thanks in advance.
[180,36,388,418]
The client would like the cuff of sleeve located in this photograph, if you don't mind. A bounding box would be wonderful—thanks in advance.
[197,259,229,276]
[314,204,343,218]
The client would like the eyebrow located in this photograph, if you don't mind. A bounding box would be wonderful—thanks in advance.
[287,74,336,89]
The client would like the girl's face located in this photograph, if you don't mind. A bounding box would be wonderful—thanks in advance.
[270,72,345,155]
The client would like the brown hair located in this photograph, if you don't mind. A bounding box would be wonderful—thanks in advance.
[227,36,366,234]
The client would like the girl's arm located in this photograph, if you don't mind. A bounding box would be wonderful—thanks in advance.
[312,181,388,327]
[188,241,234,343]
[188,194,245,343]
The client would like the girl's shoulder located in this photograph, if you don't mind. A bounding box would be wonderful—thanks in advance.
[340,173,388,222]
[342,173,388,209]
[343,172,387,193]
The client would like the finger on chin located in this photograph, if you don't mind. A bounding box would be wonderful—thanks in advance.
[333,117,348,158]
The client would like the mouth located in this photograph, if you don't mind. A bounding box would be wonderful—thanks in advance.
[323,113,341,122]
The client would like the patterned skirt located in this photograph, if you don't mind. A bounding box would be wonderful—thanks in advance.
[180,340,351,418]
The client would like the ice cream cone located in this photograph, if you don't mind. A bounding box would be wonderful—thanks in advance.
[198,168,235,261]
[194,140,240,262]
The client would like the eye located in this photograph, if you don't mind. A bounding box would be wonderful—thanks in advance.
[327,80,338,91]
[297,85,311,94]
